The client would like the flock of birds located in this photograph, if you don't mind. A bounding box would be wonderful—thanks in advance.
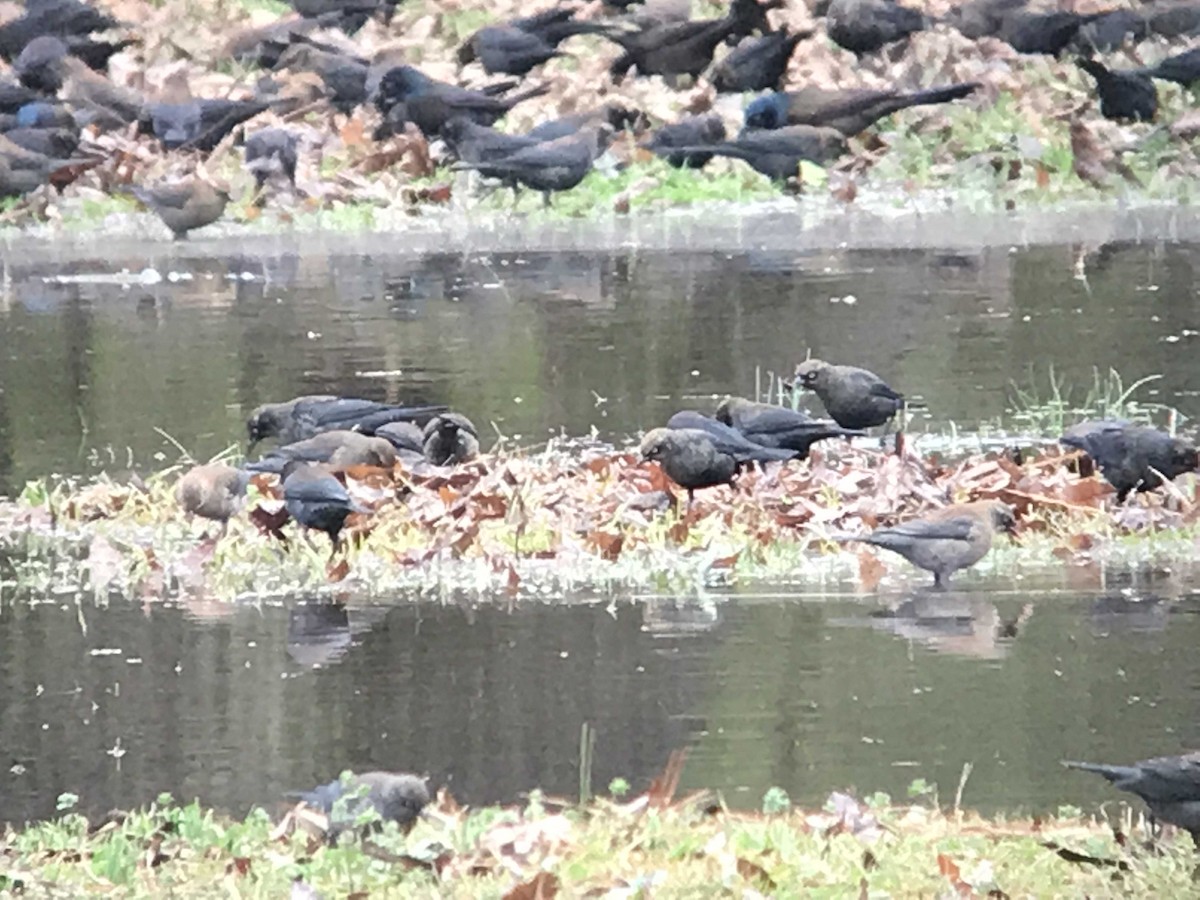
[1,0,1200,230]
[175,355,1199,593]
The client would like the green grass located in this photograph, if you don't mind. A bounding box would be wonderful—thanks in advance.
[1,789,1196,898]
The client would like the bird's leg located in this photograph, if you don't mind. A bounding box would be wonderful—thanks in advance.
[932,572,946,591]
[541,191,552,209]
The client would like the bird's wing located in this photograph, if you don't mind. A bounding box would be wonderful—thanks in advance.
[875,514,978,542]
[845,369,904,401]
[133,184,193,209]
[1129,754,1200,801]
[286,476,351,504]
[736,406,815,436]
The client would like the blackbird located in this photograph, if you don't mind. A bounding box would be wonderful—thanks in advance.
[834,501,1017,589]
[244,127,299,193]
[288,771,430,840]
[459,8,615,76]
[422,413,480,465]
[280,461,366,554]
[373,65,548,138]
[639,113,726,168]
[1059,420,1198,502]
[997,10,1112,55]
[273,44,368,116]
[441,117,540,178]
[1077,58,1157,122]
[1137,46,1200,87]
[246,430,398,474]
[1063,753,1200,843]
[790,358,905,430]
[640,426,739,504]
[714,396,862,455]
[0,143,91,197]
[0,0,122,61]
[709,28,812,93]
[524,103,646,141]
[175,463,250,531]
[665,410,798,462]
[128,178,230,240]
[247,395,447,447]
[2,126,79,159]
[743,82,979,136]
[455,124,614,205]
[141,97,270,152]
[825,0,927,55]
[13,101,77,130]
[374,421,427,465]
[668,125,847,181]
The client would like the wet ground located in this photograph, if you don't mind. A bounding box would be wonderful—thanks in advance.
[1,212,1199,824]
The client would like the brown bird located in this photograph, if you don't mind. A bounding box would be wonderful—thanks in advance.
[833,501,1017,589]
[247,430,397,474]
[128,177,231,240]
[790,359,904,430]
[175,463,250,532]
[1070,119,1139,189]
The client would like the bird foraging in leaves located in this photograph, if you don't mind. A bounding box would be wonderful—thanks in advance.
[1076,58,1157,123]
[246,395,446,448]
[288,771,430,841]
[422,413,479,466]
[175,463,250,532]
[832,501,1017,589]
[246,430,397,474]
[280,461,366,557]
[790,359,905,430]
[640,426,740,506]
[714,396,862,455]
[1060,420,1198,502]
[1063,752,1200,844]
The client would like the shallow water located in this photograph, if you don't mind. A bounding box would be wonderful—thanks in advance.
[0,565,1197,825]
[2,225,1200,824]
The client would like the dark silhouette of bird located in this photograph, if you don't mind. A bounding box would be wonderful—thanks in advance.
[374,421,427,465]
[175,463,250,531]
[247,430,398,475]
[1063,753,1200,843]
[524,103,647,141]
[127,178,230,240]
[1137,46,1200,86]
[710,28,811,93]
[639,113,725,168]
[373,65,548,139]
[459,8,616,76]
[247,395,447,448]
[244,127,299,194]
[714,396,862,455]
[14,36,73,94]
[825,0,928,55]
[1077,58,1157,122]
[3,126,78,158]
[1060,420,1198,502]
[57,56,143,129]
[1149,3,1200,39]
[455,124,614,206]
[423,413,480,465]
[833,501,1017,589]
[441,117,540,178]
[13,101,77,130]
[790,359,905,430]
[280,461,367,555]
[289,0,394,35]
[640,426,739,505]
[0,79,43,115]
[666,410,799,463]
[289,771,430,840]
[1075,9,1152,53]
[944,0,1024,40]
[141,96,269,153]
[606,0,776,82]
[667,125,846,181]
[273,43,368,117]
[743,82,979,136]
[0,0,123,62]
[0,140,92,198]
[998,9,1112,55]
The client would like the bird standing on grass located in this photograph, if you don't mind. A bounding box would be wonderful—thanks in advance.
[175,463,250,533]
[1064,752,1200,844]
[288,771,430,841]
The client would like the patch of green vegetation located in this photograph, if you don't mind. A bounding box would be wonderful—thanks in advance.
[1004,366,1179,435]
[1,791,1196,898]
[235,0,289,15]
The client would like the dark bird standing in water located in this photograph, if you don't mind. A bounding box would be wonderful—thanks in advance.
[280,461,366,556]
[640,113,726,169]
[825,0,928,55]
[127,178,230,240]
[289,771,430,841]
[1060,420,1198,502]
[833,501,1017,589]
[710,28,812,93]
[1076,58,1157,122]
[714,396,862,455]
[175,463,250,531]
[790,359,905,430]
[1063,753,1200,844]
[422,413,480,465]
[246,430,397,474]
[743,83,979,136]
[247,395,447,448]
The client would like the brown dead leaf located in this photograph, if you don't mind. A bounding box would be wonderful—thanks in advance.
[249,504,289,542]
[857,549,886,591]
[326,558,350,582]
[503,871,560,900]
[647,748,688,809]
[937,853,973,895]
[226,857,251,876]
[736,858,776,892]
[339,116,367,148]
[587,530,624,561]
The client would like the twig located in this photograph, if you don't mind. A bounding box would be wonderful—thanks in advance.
[953,762,973,819]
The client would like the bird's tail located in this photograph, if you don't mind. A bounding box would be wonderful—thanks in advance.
[501,83,552,107]
[1061,760,1139,783]
[895,82,980,110]
[1076,58,1111,81]
[244,456,286,475]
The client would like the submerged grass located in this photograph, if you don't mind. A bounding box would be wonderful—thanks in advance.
[1,786,1194,898]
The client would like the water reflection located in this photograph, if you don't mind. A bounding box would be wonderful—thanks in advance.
[0,239,1198,492]
[1,571,1200,826]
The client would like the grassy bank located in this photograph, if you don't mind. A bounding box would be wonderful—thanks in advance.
[1,778,1192,898]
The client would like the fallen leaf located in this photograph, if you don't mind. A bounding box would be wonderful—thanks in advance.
[736,858,776,892]
[502,871,559,900]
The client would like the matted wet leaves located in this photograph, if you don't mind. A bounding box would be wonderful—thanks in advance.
[1,437,1196,598]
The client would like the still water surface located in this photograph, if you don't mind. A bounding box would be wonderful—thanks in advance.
[1,231,1199,824]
